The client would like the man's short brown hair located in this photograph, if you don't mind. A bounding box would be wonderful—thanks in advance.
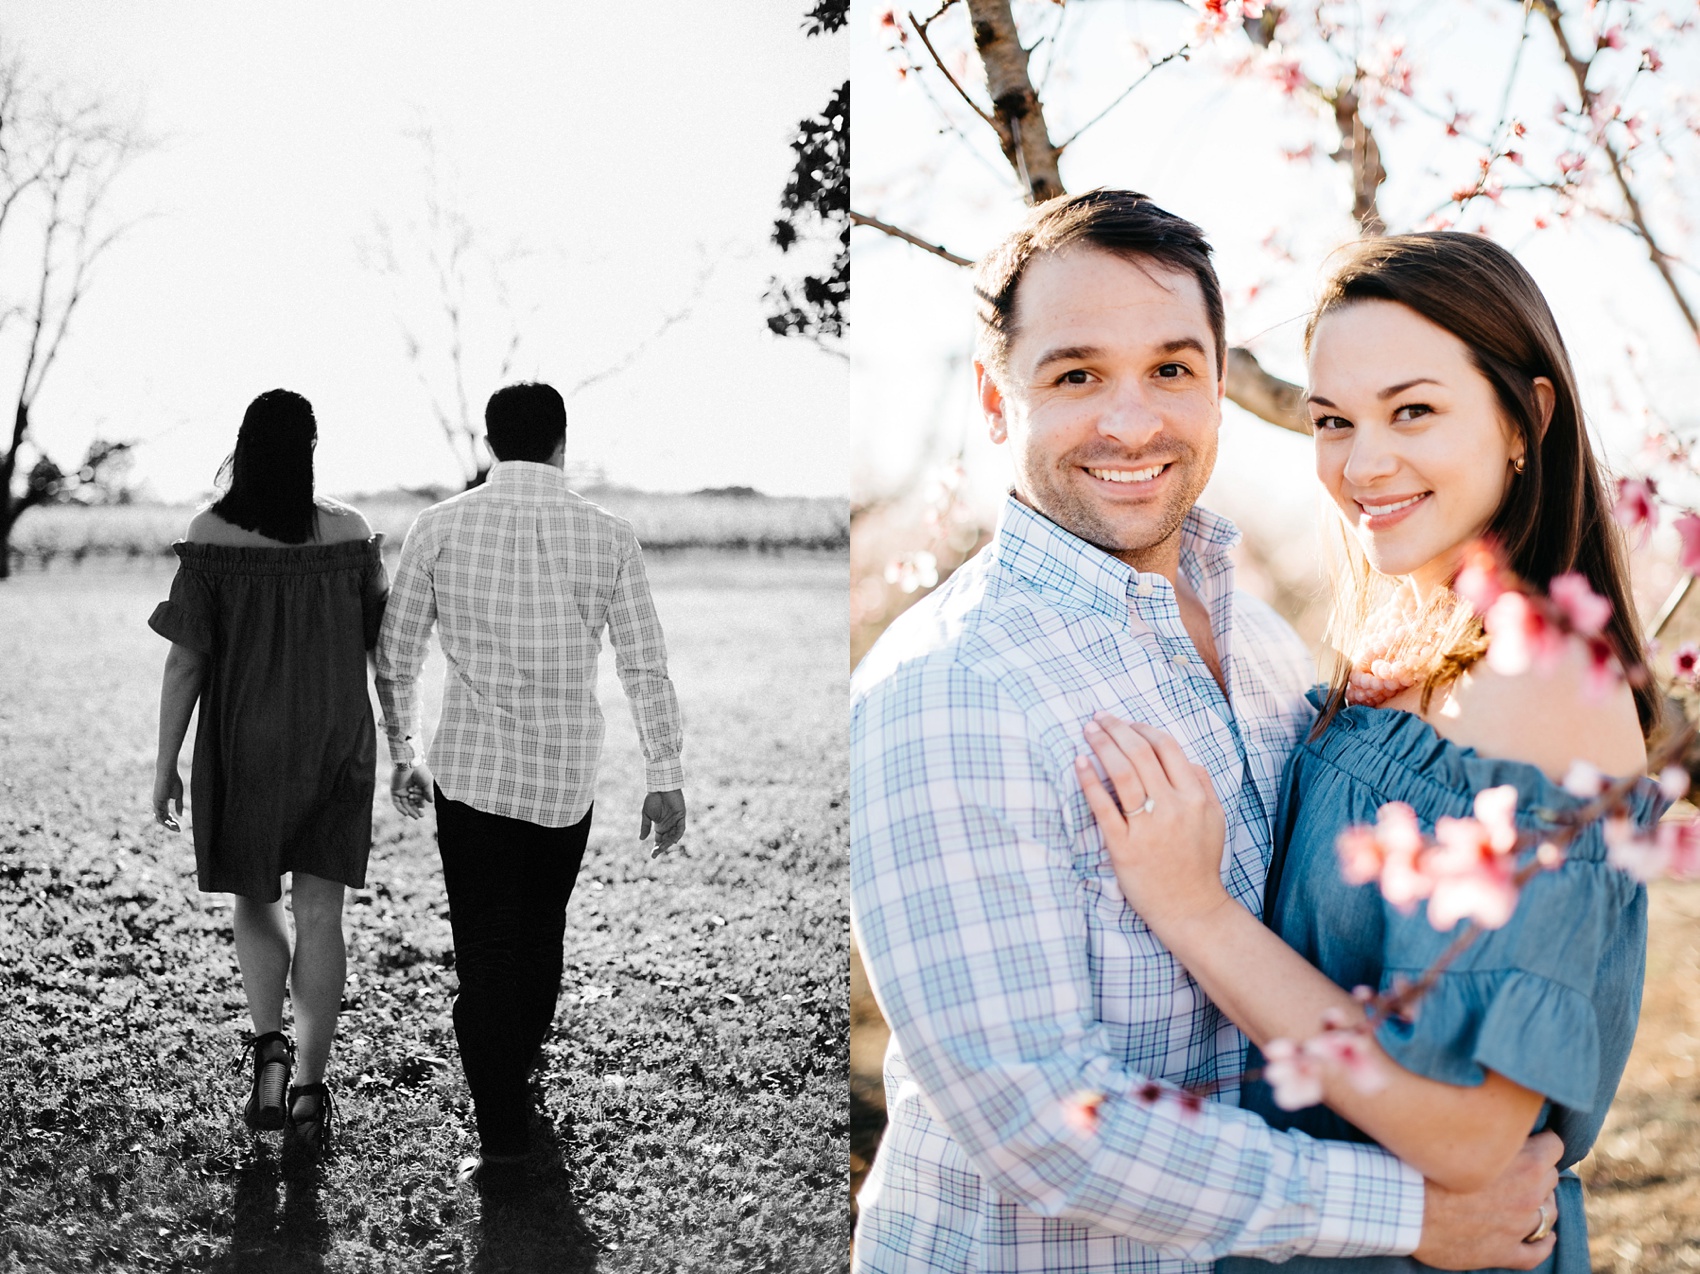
[974,189,1226,380]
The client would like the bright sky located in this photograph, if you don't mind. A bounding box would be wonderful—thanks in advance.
[852,0,1700,547]
[3,2,846,501]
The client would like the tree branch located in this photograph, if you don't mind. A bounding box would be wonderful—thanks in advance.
[909,4,996,129]
[963,0,1063,203]
[1056,45,1192,151]
[851,210,974,267]
[1225,347,1308,435]
[1533,0,1700,339]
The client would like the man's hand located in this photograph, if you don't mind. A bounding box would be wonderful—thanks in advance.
[391,762,435,820]
[640,789,686,856]
[1414,1130,1561,1270]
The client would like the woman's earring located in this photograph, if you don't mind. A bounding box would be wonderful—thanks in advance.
[1512,455,1527,475]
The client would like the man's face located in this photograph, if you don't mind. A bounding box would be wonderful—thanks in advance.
[978,247,1223,570]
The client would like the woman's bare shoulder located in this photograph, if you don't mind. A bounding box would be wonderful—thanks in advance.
[314,498,373,543]
[185,506,245,545]
[1432,646,1647,782]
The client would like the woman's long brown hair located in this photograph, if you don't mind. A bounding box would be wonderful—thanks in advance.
[1306,232,1658,742]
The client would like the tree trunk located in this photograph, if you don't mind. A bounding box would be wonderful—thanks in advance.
[964,0,1064,204]
[0,501,15,580]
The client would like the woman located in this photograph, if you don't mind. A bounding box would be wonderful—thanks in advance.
[150,388,387,1160]
[1077,233,1662,1272]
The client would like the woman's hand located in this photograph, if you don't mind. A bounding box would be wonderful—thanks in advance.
[1075,713,1232,939]
[153,765,184,832]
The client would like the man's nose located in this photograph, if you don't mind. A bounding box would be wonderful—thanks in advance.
[1095,382,1164,447]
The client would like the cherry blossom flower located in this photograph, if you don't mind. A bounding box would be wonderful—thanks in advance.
[1454,541,1506,614]
[1426,813,1520,930]
[1612,477,1658,539]
[1643,46,1664,72]
[1061,1090,1106,1136]
[1308,1025,1388,1095]
[1336,825,1383,886]
[1659,766,1691,803]
[1563,759,1606,798]
[1674,514,1700,574]
[1606,816,1668,881]
[1263,1038,1324,1110]
[1548,573,1613,636]
[1472,785,1521,852]
[1673,642,1700,686]
[1599,24,1626,49]
[1484,591,1566,676]
[885,551,939,594]
[1581,637,1621,702]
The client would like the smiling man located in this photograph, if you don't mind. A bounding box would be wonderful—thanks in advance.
[849,191,1561,1272]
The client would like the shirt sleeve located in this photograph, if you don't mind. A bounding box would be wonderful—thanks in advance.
[850,658,1424,1262]
[374,515,438,767]
[147,559,216,656]
[605,532,684,791]
[1375,815,1645,1119]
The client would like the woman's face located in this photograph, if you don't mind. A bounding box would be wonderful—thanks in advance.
[1308,299,1535,598]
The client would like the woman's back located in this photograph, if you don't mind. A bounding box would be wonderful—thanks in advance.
[187,498,373,549]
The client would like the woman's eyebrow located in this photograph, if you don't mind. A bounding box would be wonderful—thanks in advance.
[1308,377,1443,409]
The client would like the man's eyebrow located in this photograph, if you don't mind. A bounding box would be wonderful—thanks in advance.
[1308,377,1443,409]
[1030,337,1210,371]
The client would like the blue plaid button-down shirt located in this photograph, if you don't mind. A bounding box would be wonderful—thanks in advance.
[851,497,1424,1272]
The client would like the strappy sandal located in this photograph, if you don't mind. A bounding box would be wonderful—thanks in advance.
[240,1031,294,1132]
[284,1082,333,1159]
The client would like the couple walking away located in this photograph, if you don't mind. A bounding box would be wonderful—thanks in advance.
[150,381,686,1183]
[851,190,1661,1272]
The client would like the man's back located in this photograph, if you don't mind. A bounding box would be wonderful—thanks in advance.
[376,460,683,829]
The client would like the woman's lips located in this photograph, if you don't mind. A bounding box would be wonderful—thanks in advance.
[1355,491,1430,530]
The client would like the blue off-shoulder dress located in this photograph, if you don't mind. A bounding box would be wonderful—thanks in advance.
[1220,687,1661,1274]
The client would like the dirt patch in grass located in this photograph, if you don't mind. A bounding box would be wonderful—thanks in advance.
[0,552,848,1273]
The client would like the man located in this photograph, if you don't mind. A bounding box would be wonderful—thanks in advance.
[849,191,1559,1270]
[376,381,687,1184]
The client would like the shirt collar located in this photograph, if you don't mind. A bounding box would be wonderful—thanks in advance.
[487,460,569,489]
[988,493,1242,622]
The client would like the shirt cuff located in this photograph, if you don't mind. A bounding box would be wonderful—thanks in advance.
[1302,1141,1425,1259]
[645,755,684,791]
[387,735,416,768]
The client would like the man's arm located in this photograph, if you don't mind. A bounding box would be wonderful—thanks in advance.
[374,515,438,813]
[851,657,1424,1263]
[605,534,684,825]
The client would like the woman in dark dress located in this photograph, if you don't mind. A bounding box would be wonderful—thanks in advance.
[150,389,388,1158]
[1076,234,1661,1271]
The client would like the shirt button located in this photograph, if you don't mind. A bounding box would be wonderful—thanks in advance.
[1172,657,1190,672]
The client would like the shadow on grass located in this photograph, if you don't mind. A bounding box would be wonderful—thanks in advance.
[201,1148,331,1273]
[469,1109,599,1274]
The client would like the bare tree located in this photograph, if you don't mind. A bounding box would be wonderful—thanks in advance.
[362,126,733,489]
[0,46,150,579]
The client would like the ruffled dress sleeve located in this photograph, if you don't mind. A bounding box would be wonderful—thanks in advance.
[359,533,389,650]
[147,545,218,655]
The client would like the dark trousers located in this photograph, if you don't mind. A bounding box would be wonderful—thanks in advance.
[434,785,592,1155]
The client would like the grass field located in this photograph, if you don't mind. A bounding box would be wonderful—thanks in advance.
[0,551,849,1273]
[5,490,849,570]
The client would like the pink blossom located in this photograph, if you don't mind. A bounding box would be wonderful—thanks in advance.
[1267,56,1308,96]
[1308,1026,1388,1095]
[1557,151,1588,176]
[1661,820,1700,879]
[1473,785,1521,853]
[1660,765,1691,802]
[1548,572,1613,636]
[1599,24,1626,49]
[1643,46,1664,72]
[1061,1090,1106,1136]
[1674,642,1700,685]
[1484,591,1567,676]
[1336,825,1383,886]
[1612,477,1658,538]
[1454,541,1507,614]
[1606,816,1668,881]
[1675,514,1700,574]
[1563,759,1606,798]
[1581,637,1621,702]
[1427,815,1520,930]
[1263,1038,1324,1110]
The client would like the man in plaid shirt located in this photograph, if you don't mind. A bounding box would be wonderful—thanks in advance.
[850,192,1560,1270]
[376,381,685,1185]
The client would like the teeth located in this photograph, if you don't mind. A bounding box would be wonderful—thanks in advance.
[1087,464,1165,484]
[1361,493,1426,516]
